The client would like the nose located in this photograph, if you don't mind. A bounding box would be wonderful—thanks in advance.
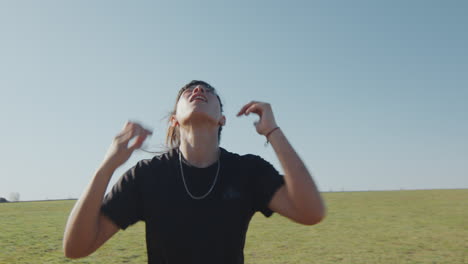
[192,85,206,94]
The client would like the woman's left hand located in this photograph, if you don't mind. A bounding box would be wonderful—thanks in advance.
[237,101,278,135]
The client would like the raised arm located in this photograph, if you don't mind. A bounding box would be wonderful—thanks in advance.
[237,101,326,225]
[63,122,152,258]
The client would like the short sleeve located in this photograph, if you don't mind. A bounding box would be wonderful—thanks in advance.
[247,155,285,217]
[101,161,148,230]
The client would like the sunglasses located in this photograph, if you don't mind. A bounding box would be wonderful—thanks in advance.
[183,84,216,94]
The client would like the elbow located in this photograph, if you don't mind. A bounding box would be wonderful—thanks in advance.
[63,245,81,259]
[63,246,79,259]
[301,214,325,226]
[301,205,326,226]
[63,240,91,259]
[63,251,82,259]
[63,247,89,259]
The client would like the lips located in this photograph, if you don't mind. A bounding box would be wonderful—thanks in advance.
[190,95,207,102]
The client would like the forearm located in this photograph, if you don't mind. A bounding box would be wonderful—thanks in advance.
[268,128,325,220]
[63,164,114,257]
[62,121,150,258]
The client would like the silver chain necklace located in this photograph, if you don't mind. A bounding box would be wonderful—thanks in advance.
[178,149,220,200]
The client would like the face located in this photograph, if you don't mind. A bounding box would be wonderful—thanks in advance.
[172,84,226,127]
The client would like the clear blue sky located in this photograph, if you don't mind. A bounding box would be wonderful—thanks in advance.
[1,1,467,201]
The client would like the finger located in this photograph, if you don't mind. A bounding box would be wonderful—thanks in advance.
[117,127,137,145]
[120,124,149,144]
[129,122,153,136]
[129,133,150,151]
[237,101,257,116]
[244,103,262,116]
[126,130,152,150]
[236,103,251,116]
[116,121,137,139]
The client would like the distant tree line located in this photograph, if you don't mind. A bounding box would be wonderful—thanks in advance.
[9,192,20,201]
[0,192,20,203]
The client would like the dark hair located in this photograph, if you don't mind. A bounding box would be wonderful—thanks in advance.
[165,80,224,150]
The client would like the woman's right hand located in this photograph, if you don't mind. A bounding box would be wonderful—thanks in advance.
[64,120,152,259]
[101,121,152,171]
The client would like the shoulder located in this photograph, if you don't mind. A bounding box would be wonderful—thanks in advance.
[220,147,267,167]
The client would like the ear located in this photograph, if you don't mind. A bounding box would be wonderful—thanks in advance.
[219,115,226,126]
[170,115,179,127]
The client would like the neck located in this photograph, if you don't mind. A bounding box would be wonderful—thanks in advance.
[178,124,220,168]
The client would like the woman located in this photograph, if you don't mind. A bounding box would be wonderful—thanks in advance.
[63,80,325,264]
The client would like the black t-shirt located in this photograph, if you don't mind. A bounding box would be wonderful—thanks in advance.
[101,147,285,264]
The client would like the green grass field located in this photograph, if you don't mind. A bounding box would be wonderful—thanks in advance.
[1,189,467,264]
